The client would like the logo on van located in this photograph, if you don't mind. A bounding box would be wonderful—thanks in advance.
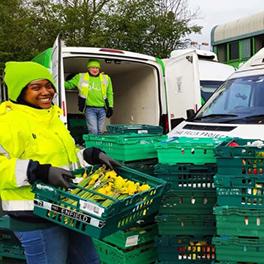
[176,77,182,93]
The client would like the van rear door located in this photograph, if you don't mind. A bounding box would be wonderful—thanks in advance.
[164,50,201,127]
[52,34,67,124]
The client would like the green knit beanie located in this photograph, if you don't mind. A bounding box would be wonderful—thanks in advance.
[87,59,101,69]
[4,61,56,102]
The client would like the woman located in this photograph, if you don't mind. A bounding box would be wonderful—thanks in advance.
[0,61,118,264]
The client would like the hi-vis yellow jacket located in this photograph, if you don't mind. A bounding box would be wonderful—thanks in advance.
[0,101,79,212]
[65,72,113,107]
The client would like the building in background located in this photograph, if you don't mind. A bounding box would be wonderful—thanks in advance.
[211,11,264,68]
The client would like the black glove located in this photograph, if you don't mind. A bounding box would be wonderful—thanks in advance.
[27,160,75,188]
[106,107,113,118]
[78,96,86,113]
[98,152,121,170]
[83,147,121,170]
[48,167,75,188]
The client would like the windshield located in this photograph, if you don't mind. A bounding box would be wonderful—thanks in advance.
[195,74,264,123]
[200,80,224,102]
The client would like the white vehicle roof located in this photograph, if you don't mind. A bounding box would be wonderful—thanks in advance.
[170,48,218,61]
[199,60,235,81]
[61,47,157,62]
[226,47,264,80]
[239,47,264,70]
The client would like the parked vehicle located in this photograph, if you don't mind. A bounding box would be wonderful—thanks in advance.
[32,36,171,135]
[168,47,264,140]
[164,48,235,128]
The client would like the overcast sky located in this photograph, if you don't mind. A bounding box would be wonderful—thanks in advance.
[187,0,264,50]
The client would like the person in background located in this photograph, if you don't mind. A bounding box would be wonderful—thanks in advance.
[65,59,114,134]
[0,61,119,264]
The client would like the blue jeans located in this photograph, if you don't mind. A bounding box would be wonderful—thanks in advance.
[15,225,100,264]
[85,107,106,134]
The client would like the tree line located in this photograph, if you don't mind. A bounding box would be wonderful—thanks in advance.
[0,0,201,72]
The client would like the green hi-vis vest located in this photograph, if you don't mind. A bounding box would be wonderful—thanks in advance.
[78,72,108,100]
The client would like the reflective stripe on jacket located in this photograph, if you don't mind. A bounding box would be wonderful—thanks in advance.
[0,101,79,211]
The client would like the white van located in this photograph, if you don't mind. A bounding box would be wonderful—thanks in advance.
[164,49,235,128]
[31,36,171,137]
[168,47,264,140]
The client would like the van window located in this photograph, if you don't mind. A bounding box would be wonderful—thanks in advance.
[196,75,264,123]
[200,80,223,102]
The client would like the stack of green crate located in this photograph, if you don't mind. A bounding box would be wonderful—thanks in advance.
[154,137,223,263]
[213,138,264,263]
[0,227,25,263]
[0,215,56,263]
[155,137,224,165]
[93,223,158,264]
[68,114,87,145]
[84,133,165,175]
[106,124,163,135]
[156,235,215,263]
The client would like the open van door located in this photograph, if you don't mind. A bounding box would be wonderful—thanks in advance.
[164,50,201,128]
[52,34,67,124]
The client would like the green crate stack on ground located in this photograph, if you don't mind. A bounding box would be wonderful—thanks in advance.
[213,138,264,264]
[67,114,87,146]
[93,223,158,264]
[0,214,56,264]
[106,124,163,135]
[0,219,26,264]
[83,132,164,175]
[154,137,223,263]
[155,235,215,264]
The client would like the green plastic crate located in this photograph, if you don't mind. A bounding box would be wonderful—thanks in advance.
[0,230,25,261]
[213,261,253,264]
[67,114,87,145]
[215,138,264,176]
[103,223,158,249]
[124,159,157,176]
[156,235,215,263]
[214,175,264,208]
[84,134,163,162]
[106,124,163,135]
[155,214,216,236]
[156,137,223,165]
[213,236,264,263]
[33,166,167,239]
[0,258,26,264]
[154,163,217,190]
[159,190,216,215]
[214,206,264,237]
[0,215,53,231]
[93,239,157,264]
[0,230,16,242]
[0,243,25,260]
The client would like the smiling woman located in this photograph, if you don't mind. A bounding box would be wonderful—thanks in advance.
[22,79,56,109]
[0,61,119,264]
